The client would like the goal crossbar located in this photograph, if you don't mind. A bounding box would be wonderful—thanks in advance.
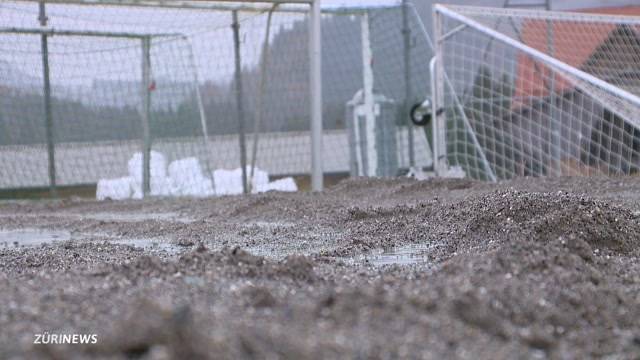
[432,4,640,181]
[434,4,640,112]
[8,0,397,15]
[442,5,640,26]
[2,0,326,192]
[0,27,182,39]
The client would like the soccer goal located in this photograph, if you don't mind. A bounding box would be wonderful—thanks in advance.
[0,0,434,198]
[431,5,640,181]
[0,0,324,197]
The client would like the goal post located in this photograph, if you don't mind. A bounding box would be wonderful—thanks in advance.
[431,4,640,180]
[309,0,323,192]
[0,0,434,198]
[0,0,325,195]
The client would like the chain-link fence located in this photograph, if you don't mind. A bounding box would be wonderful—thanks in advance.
[0,1,434,199]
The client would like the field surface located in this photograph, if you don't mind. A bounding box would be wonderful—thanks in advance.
[1,177,640,359]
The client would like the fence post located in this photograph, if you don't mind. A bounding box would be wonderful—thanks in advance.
[309,0,323,191]
[39,1,56,197]
[547,19,562,176]
[402,0,415,168]
[141,36,151,197]
[232,10,249,195]
[432,9,447,176]
[361,11,376,176]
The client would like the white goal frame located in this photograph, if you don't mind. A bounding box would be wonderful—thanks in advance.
[21,0,325,192]
[431,4,640,180]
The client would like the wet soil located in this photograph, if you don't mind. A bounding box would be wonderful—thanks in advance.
[1,176,640,359]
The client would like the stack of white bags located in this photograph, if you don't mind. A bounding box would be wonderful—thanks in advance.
[96,151,297,200]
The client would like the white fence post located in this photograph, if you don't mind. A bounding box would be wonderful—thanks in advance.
[432,9,447,176]
[141,36,151,197]
[310,0,323,191]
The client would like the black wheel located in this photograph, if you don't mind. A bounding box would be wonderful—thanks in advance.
[410,102,432,127]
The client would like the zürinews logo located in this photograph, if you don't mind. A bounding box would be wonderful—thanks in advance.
[33,332,98,345]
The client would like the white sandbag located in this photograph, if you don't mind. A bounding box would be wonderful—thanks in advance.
[212,168,243,196]
[131,176,174,199]
[168,157,204,182]
[249,167,270,190]
[444,166,466,179]
[184,177,215,197]
[96,177,134,200]
[151,176,174,197]
[128,151,167,183]
[256,177,298,193]
[168,158,214,197]
[212,166,270,196]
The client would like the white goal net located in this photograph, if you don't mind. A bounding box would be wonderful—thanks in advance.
[0,1,434,198]
[432,5,640,181]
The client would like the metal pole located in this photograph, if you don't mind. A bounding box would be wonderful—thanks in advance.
[141,36,152,197]
[0,27,182,39]
[183,36,213,177]
[232,10,249,195]
[432,9,447,176]
[402,0,415,168]
[250,4,277,189]
[546,4,561,176]
[39,1,56,197]
[309,0,323,191]
[15,0,401,15]
[361,11,376,177]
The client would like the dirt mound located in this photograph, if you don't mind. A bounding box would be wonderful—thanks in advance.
[391,178,479,195]
[91,301,212,359]
[343,204,419,222]
[242,285,277,308]
[227,194,311,221]
[4,177,640,359]
[328,177,413,194]
[279,255,316,282]
[108,246,319,285]
[333,189,640,263]
[462,190,640,255]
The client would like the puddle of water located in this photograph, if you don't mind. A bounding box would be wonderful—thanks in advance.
[242,221,296,230]
[110,238,181,254]
[0,229,71,248]
[0,229,181,255]
[84,212,194,223]
[0,212,195,224]
[243,245,294,260]
[364,244,437,266]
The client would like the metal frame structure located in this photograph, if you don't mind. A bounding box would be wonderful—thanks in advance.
[433,5,640,114]
[0,27,181,38]
[431,4,640,181]
[7,0,422,195]
[0,21,206,196]
[15,0,325,193]
[309,0,322,191]
[14,0,397,14]
[444,5,640,25]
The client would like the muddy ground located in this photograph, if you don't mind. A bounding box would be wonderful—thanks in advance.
[1,176,640,359]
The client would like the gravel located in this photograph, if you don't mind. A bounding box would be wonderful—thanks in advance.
[1,176,640,359]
